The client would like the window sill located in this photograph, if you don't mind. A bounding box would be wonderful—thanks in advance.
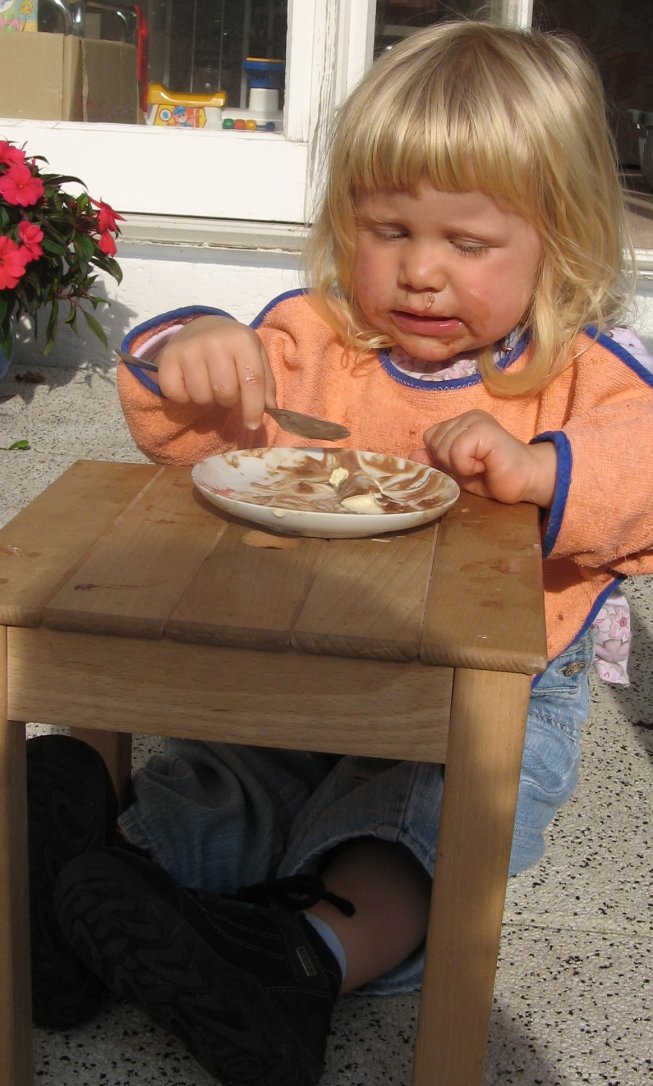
[120,214,308,253]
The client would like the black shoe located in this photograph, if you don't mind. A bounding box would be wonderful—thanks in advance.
[27,734,118,1027]
[54,850,346,1085]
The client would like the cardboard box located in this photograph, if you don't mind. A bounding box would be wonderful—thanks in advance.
[0,32,141,123]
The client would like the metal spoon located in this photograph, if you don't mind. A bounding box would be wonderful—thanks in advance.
[116,350,350,442]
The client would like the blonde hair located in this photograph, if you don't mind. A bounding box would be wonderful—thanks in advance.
[305,20,634,395]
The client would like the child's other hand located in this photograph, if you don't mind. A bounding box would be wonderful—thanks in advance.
[155,316,276,430]
[413,410,557,508]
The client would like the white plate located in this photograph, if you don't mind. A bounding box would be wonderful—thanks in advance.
[192,448,460,539]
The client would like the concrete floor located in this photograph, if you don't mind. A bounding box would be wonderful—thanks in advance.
[1,361,651,1086]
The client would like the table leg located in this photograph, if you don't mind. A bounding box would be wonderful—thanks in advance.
[0,627,33,1086]
[412,667,532,1086]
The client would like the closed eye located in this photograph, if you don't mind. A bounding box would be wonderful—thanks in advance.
[451,238,491,256]
[356,217,408,241]
[375,228,407,241]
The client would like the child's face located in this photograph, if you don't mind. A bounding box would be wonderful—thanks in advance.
[352,184,542,362]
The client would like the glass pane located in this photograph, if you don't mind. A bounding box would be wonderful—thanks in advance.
[145,1,287,105]
[374,1,479,55]
[532,1,653,170]
[38,0,288,129]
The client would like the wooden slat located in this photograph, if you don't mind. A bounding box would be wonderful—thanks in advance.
[421,494,548,674]
[43,466,228,639]
[167,522,324,650]
[0,460,157,628]
[292,527,437,660]
[8,627,454,764]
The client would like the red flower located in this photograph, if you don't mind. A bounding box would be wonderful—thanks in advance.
[0,235,29,290]
[91,197,125,234]
[0,140,26,168]
[98,229,117,256]
[0,162,45,207]
[18,220,44,261]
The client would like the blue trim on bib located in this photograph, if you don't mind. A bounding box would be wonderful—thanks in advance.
[378,332,529,390]
[251,288,308,329]
[585,325,653,388]
[531,430,571,556]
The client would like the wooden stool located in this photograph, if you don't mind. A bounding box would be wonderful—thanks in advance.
[0,460,547,1085]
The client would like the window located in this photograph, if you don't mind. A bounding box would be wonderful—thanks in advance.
[39,1,289,116]
[1,1,376,224]
[144,2,288,112]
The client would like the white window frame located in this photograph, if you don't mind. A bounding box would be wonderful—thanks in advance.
[0,0,375,225]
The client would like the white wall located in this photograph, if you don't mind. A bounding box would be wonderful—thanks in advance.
[11,242,303,375]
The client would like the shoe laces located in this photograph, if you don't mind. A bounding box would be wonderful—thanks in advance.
[227,873,355,917]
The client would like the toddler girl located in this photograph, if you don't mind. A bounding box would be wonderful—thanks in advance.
[30,19,653,1086]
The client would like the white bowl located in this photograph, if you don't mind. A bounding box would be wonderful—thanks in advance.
[192,447,460,539]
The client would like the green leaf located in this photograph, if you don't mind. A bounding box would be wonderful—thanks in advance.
[81,308,108,346]
[74,235,96,264]
[0,325,13,358]
[47,174,86,189]
[9,440,30,451]
[42,237,68,257]
[95,255,123,284]
[45,298,59,347]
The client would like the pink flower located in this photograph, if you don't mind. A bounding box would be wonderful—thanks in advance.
[98,229,117,256]
[0,162,45,207]
[0,140,26,168]
[0,236,29,290]
[18,220,44,261]
[91,197,124,234]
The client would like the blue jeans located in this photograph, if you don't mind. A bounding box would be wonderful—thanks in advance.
[119,631,594,994]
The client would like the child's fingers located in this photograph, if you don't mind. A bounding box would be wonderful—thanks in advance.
[408,447,433,465]
[152,347,185,401]
[156,343,221,405]
[186,355,237,405]
[425,415,480,472]
[157,324,274,419]
[236,340,276,430]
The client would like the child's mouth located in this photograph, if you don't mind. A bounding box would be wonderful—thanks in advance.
[391,310,463,337]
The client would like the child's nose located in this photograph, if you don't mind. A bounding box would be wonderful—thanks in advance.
[401,244,446,292]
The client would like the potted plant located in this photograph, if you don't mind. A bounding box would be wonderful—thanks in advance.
[0,138,123,378]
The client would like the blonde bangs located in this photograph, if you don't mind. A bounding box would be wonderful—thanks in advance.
[336,35,540,209]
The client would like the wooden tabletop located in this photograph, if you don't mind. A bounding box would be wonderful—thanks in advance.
[0,460,547,675]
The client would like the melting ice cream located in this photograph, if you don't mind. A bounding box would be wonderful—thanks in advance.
[206,448,453,516]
